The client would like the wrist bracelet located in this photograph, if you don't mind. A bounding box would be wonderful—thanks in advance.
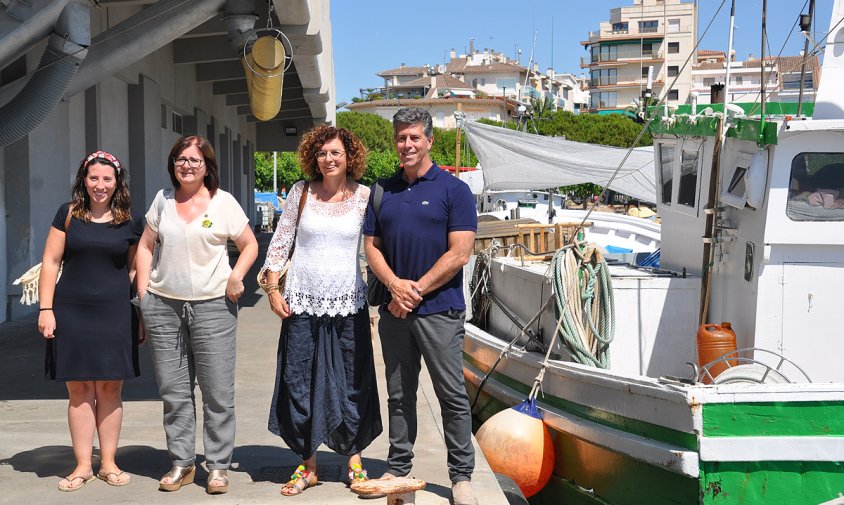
[387,276,399,292]
[40,308,53,311]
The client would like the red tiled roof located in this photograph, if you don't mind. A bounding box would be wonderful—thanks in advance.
[347,97,516,110]
[377,66,427,77]
[434,73,473,89]
[458,62,524,75]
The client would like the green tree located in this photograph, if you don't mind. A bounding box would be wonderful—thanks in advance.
[361,149,400,185]
[253,151,303,193]
[337,111,394,151]
[431,127,478,168]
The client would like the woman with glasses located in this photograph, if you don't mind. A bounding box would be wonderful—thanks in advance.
[38,151,144,491]
[135,135,258,494]
[260,125,382,496]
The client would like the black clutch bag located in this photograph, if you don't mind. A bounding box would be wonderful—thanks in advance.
[366,266,387,307]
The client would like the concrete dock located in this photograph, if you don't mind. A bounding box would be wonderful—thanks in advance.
[0,234,510,505]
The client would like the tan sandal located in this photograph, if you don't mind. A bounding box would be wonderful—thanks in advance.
[97,471,131,486]
[57,474,95,492]
[281,464,317,496]
[207,469,229,495]
[158,464,195,492]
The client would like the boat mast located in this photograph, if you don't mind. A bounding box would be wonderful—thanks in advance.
[797,0,816,117]
[699,0,736,325]
[760,0,767,121]
[723,0,735,105]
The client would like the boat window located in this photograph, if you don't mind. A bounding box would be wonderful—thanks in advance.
[658,143,675,204]
[678,147,701,207]
[787,152,844,221]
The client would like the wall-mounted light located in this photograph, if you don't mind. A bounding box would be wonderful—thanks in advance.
[284,126,297,136]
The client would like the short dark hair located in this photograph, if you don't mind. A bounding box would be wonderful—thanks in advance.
[167,136,220,194]
[70,151,132,224]
[393,107,433,138]
[297,125,368,181]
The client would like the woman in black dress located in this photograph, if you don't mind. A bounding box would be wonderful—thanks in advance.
[37,151,144,492]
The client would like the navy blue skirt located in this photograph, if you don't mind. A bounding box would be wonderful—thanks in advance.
[268,308,382,459]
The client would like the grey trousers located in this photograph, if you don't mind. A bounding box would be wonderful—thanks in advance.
[141,292,238,469]
[378,308,475,483]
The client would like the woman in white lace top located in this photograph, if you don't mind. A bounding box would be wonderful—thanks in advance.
[260,125,382,496]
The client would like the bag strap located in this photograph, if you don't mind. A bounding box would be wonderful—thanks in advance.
[64,204,73,235]
[288,181,309,258]
[372,180,384,223]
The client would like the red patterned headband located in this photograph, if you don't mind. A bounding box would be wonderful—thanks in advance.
[85,150,122,174]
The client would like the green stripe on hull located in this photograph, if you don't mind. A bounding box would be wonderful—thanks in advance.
[464,353,698,450]
[703,402,844,437]
[468,382,699,505]
[701,461,844,504]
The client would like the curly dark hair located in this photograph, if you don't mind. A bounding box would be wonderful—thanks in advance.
[297,125,368,181]
[166,136,220,194]
[70,152,131,224]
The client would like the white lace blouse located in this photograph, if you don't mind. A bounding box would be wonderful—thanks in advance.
[263,180,370,317]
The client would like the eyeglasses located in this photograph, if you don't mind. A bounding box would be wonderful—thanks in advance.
[316,150,346,160]
[172,156,204,168]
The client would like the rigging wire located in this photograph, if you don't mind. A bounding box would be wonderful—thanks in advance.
[569,0,729,238]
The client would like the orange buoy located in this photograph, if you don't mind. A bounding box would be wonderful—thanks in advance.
[697,322,738,383]
[475,398,554,498]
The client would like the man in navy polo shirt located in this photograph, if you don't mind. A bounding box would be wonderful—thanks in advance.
[363,108,477,505]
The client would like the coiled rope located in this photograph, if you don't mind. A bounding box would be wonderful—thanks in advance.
[548,242,615,369]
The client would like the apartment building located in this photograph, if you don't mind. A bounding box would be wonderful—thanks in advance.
[582,0,696,113]
[350,44,586,128]
[692,52,820,105]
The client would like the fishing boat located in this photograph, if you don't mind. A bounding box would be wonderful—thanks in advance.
[459,122,663,256]
[460,3,844,504]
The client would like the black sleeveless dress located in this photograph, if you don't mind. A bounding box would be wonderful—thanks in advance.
[45,203,144,381]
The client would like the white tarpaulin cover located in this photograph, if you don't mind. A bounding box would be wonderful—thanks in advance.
[462,120,657,203]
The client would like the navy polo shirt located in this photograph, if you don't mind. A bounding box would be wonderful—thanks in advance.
[363,163,477,315]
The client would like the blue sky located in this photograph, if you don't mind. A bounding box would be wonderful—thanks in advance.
[330,0,832,105]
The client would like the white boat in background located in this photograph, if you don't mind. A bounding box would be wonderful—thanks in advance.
[459,3,844,503]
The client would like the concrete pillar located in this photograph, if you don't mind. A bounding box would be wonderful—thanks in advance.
[128,74,164,213]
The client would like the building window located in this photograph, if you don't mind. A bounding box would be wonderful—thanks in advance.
[668,18,681,33]
[734,76,743,85]
[591,91,617,108]
[591,68,617,86]
[595,44,618,62]
[480,78,486,86]
[668,42,679,54]
[668,89,679,100]
[472,79,478,87]
[612,22,628,33]
[668,66,679,78]
[703,78,715,86]
[171,112,183,134]
[642,66,650,78]
[642,43,653,58]
[639,20,658,33]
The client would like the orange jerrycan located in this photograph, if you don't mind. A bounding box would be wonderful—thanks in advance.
[696,322,738,383]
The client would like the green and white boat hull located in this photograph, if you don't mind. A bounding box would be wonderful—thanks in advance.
[465,325,844,505]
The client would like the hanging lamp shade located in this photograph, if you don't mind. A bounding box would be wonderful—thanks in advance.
[242,35,285,121]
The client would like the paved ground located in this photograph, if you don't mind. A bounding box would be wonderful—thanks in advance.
[0,233,509,504]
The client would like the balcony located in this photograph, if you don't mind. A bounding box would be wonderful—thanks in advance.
[590,78,665,89]
[581,50,664,68]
